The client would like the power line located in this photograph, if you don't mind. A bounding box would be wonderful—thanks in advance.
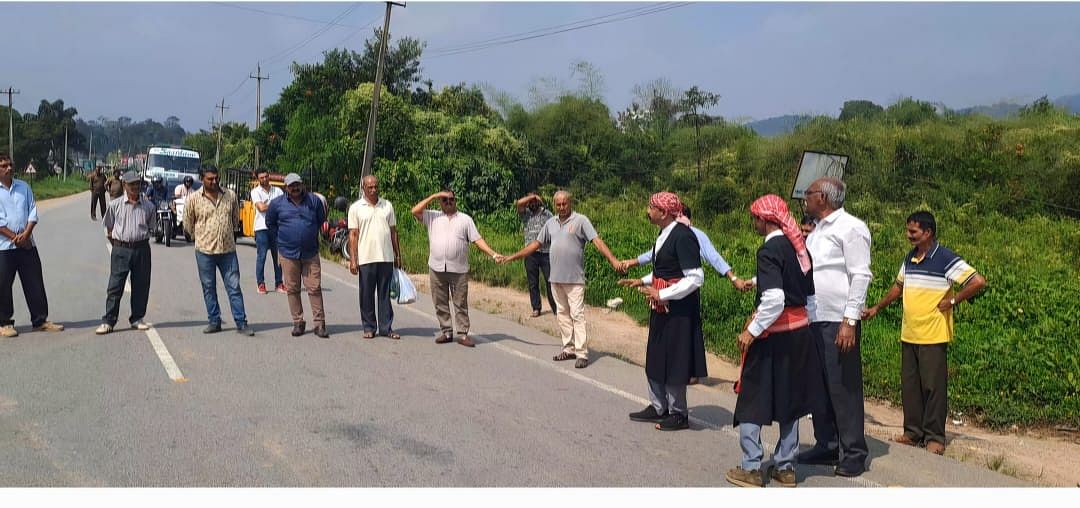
[426,3,693,59]
[261,2,364,67]
[210,2,361,28]
[428,2,672,54]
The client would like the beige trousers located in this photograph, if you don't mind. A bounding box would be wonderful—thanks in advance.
[280,256,324,327]
[429,270,470,337]
[551,283,588,359]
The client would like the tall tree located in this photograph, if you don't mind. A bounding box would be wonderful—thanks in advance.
[679,86,721,180]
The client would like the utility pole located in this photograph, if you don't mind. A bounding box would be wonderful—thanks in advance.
[63,126,68,181]
[4,87,18,160]
[88,130,93,165]
[249,64,269,171]
[360,1,406,179]
[215,98,229,168]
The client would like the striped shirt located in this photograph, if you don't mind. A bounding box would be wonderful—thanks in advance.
[896,242,978,345]
[104,194,157,242]
[521,207,553,253]
[422,209,481,273]
[183,187,239,255]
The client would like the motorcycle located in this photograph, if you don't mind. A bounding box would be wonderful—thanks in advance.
[173,198,193,243]
[154,201,175,247]
[322,218,350,261]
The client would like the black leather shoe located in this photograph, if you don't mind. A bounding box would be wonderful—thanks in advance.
[797,447,840,466]
[834,461,866,477]
[629,406,666,423]
[314,326,330,339]
[291,322,306,337]
[203,323,222,334]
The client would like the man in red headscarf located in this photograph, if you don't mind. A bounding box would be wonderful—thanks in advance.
[619,192,706,431]
[725,194,824,488]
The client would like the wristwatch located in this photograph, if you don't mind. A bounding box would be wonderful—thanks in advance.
[845,318,858,327]
[949,298,957,307]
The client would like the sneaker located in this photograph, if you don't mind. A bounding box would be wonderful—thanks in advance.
[131,320,152,331]
[33,321,64,332]
[237,324,255,336]
[203,323,222,334]
[628,405,666,423]
[770,466,797,488]
[725,467,763,488]
[275,283,287,294]
[95,323,113,335]
[257,283,268,294]
[0,325,17,338]
[655,413,689,431]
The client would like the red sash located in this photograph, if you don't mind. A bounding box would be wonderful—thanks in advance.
[733,306,809,393]
[650,276,681,314]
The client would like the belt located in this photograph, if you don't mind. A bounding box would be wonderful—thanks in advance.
[110,238,150,249]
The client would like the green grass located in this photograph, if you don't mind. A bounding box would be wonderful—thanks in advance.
[26,175,89,201]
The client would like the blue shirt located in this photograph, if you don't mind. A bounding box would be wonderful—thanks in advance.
[636,225,732,275]
[265,192,326,260]
[0,179,38,251]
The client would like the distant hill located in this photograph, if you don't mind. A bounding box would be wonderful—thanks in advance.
[746,114,814,137]
[1054,94,1080,114]
[955,101,1023,118]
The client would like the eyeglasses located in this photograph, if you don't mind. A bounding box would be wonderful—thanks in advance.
[804,190,824,199]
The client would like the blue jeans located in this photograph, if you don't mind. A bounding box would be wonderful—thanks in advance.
[254,229,282,286]
[195,251,247,327]
[739,420,799,472]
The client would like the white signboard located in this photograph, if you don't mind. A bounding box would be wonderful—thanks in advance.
[791,151,848,200]
[24,163,37,174]
[148,147,200,159]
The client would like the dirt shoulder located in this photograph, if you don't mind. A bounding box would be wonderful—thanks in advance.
[408,273,1080,487]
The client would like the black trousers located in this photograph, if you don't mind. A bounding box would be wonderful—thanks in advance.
[103,243,152,326]
[90,191,107,218]
[809,321,869,468]
[0,247,50,328]
[524,251,556,313]
[901,342,949,445]
[359,262,394,335]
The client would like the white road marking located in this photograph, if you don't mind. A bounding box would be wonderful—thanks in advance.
[145,327,187,383]
[325,266,882,487]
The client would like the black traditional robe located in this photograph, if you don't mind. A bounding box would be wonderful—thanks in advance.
[733,234,825,426]
[645,223,708,385]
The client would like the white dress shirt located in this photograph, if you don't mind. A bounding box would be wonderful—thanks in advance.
[640,221,704,301]
[805,208,873,323]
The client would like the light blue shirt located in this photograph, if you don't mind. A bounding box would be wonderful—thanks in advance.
[0,179,38,251]
[636,225,731,276]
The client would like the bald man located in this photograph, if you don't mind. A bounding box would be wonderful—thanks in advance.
[348,175,403,340]
[501,191,622,368]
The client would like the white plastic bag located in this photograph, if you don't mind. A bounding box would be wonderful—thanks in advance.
[395,268,416,304]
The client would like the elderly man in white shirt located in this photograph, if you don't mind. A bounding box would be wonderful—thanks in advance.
[797,177,873,478]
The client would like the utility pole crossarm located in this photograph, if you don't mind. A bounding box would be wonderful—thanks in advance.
[4,87,19,160]
[249,65,269,171]
[215,99,230,168]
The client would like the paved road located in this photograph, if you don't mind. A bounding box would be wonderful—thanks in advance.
[0,191,1028,487]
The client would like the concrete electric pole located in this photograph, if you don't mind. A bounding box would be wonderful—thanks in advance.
[3,87,18,160]
[215,98,230,168]
[249,64,269,171]
[360,1,406,179]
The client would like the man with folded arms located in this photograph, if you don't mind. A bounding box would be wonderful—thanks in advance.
[97,171,156,334]
[267,173,328,339]
[411,189,502,347]
[798,177,873,477]
[620,192,706,432]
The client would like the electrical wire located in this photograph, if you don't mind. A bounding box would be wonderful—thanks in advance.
[210,2,362,28]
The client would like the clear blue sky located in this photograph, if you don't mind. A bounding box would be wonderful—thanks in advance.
[5,1,1079,132]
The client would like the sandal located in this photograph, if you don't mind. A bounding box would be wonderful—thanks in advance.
[385,332,401,340]
[553,351,576,362]
[362,331,375,339]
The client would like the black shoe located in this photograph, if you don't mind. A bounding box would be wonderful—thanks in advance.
[314,326,330,339]
[797,447,840,466]
[834,461,866,477]
[291,322,306,337]
[656,413,690,431]
[203,323,222,334]
[629,406,666,423]
[236,324,255,336]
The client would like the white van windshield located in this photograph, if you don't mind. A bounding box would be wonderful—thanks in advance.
[147,153,201,173]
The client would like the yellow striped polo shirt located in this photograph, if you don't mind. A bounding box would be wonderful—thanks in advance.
[896,242,978,345]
